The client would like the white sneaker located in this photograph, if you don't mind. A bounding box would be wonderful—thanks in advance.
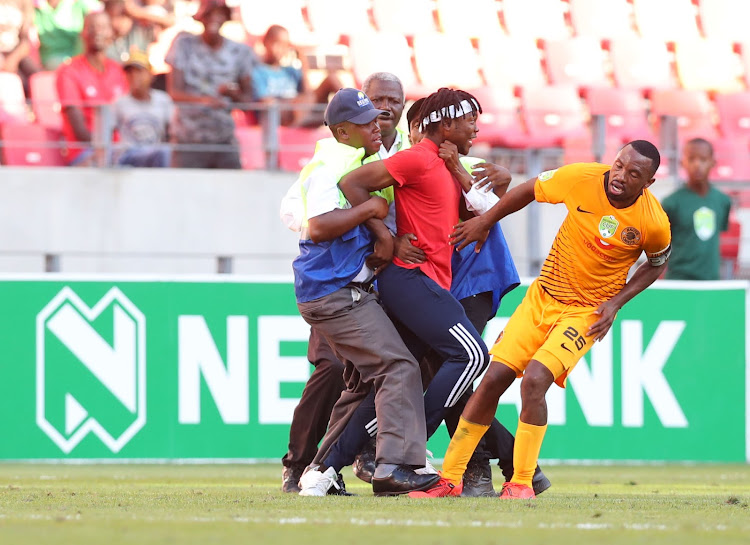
[415,450,438,475]
[298,466,340,497]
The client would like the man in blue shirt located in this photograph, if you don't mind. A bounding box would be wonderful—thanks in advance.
[293,88,439,497]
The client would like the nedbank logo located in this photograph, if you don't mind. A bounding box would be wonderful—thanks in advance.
[36,287,146,453]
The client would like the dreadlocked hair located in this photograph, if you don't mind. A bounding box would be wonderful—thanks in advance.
[417,88,482,135]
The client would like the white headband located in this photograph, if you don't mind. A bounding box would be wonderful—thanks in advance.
[420,99,479,131]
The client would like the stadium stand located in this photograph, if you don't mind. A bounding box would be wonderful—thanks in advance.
[435,0,503,39]
[543,36,611,89]
[236,125,265,170]
[347,30,421,97]
[715,92,750,141]
[568,0,635,40]
[501,0,569,40]
[307,0,373,38]
[28,71,62,130]
[469,85,527,148]
[412,33,483,90]
[609,36,675,92]
[479,35,547,91]
[585,87,654,144]
[698,0,750,43]
[518,85,588,148]
[371,0,437,36]
[276,126,330,172]
[674,39,745,94]
[631,0,700,42]
[650,89,719,143]
[0,122,65,166]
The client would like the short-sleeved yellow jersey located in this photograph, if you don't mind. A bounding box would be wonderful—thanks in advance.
[534,162,671,306]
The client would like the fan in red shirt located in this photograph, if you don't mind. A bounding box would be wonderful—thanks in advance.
[339,89,497,482]
[56,11,128,166]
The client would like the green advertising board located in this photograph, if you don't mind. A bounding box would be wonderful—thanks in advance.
[0,276,747,463]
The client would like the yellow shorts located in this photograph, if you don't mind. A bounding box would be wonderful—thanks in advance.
[490,280,599,387]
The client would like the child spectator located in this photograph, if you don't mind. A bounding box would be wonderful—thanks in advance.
[252,24,341,127]
[113,47,173,167]
[662,138,732,280]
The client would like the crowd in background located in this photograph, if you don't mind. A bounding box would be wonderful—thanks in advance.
[0,0,335,168]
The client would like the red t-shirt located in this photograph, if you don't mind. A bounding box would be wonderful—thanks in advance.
[56,55,128,160]
[382,138,461,290]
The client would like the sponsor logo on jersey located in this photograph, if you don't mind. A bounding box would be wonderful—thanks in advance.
[595,236,613,250]
[598,215,619,238]
[621,226,641,246]
[537,169,557,182]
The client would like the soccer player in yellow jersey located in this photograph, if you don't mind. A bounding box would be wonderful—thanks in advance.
[410,140,672,499]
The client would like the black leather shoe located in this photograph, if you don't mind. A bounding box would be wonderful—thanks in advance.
[532,467,551,496]
[372,466,440,496]
[462,460,497,497]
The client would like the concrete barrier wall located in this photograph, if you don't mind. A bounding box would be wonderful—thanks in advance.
[0,167,694,275]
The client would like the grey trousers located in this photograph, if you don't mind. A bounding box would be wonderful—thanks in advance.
[297,284,426,467]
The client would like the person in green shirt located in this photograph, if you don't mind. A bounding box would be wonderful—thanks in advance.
[34,0,99,70]
[662,138,732,280]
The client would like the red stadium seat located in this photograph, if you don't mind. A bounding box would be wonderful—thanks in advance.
[650,89,719,143]
[710,139,750,182]
[371,0,437,36]
[715,92,750,141]
[469,86,528,148]
[544,37,611,89]
[412,33,483,90]
[568,0,635,40]
[348,31,421,98]
[236,126,265,170]
[585,87,654,143]
[0,71,28,124]
[610,37,674,92]
[29,71,62,130]
[699,0,750,43]
[720,213,742,277]
[478,35,546,91]
[631,0,699,42]
[435,0,503,39]
[501,0,569,40]
[0,122,65,166]
[519,85,588,147]
[674,39,745,94]
[277,126,330,172]
[307,0,373,38]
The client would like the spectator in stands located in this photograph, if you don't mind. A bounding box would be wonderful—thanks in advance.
[0,0,39,96]
[103,0,174,63]
[251,24,341,127]
[113,48,173,167]
[165,0,256,169]
[35,0,99,70]
[662,138,732,280]
[56,10,128,166]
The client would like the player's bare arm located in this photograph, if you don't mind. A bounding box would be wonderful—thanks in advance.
[438,142,474,192]
[450,177,537,252]
[307,196,388,243]
[587,257,669,341]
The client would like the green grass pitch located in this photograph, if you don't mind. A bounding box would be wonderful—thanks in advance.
[0,463,748,545]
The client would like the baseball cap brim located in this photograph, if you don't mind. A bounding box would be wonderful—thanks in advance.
[347,108,387,125]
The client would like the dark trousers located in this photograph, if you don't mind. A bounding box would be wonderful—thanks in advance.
[281,327,345,469]
[324,266,490,470]
[325,289,516,474]
[299,285,427,467]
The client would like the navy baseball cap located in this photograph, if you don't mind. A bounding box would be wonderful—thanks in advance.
[324,88,386,126]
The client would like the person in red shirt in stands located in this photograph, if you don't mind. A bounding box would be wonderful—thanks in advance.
[56,10,128,166]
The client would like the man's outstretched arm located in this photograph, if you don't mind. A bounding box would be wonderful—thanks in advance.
[450,177,537,252]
